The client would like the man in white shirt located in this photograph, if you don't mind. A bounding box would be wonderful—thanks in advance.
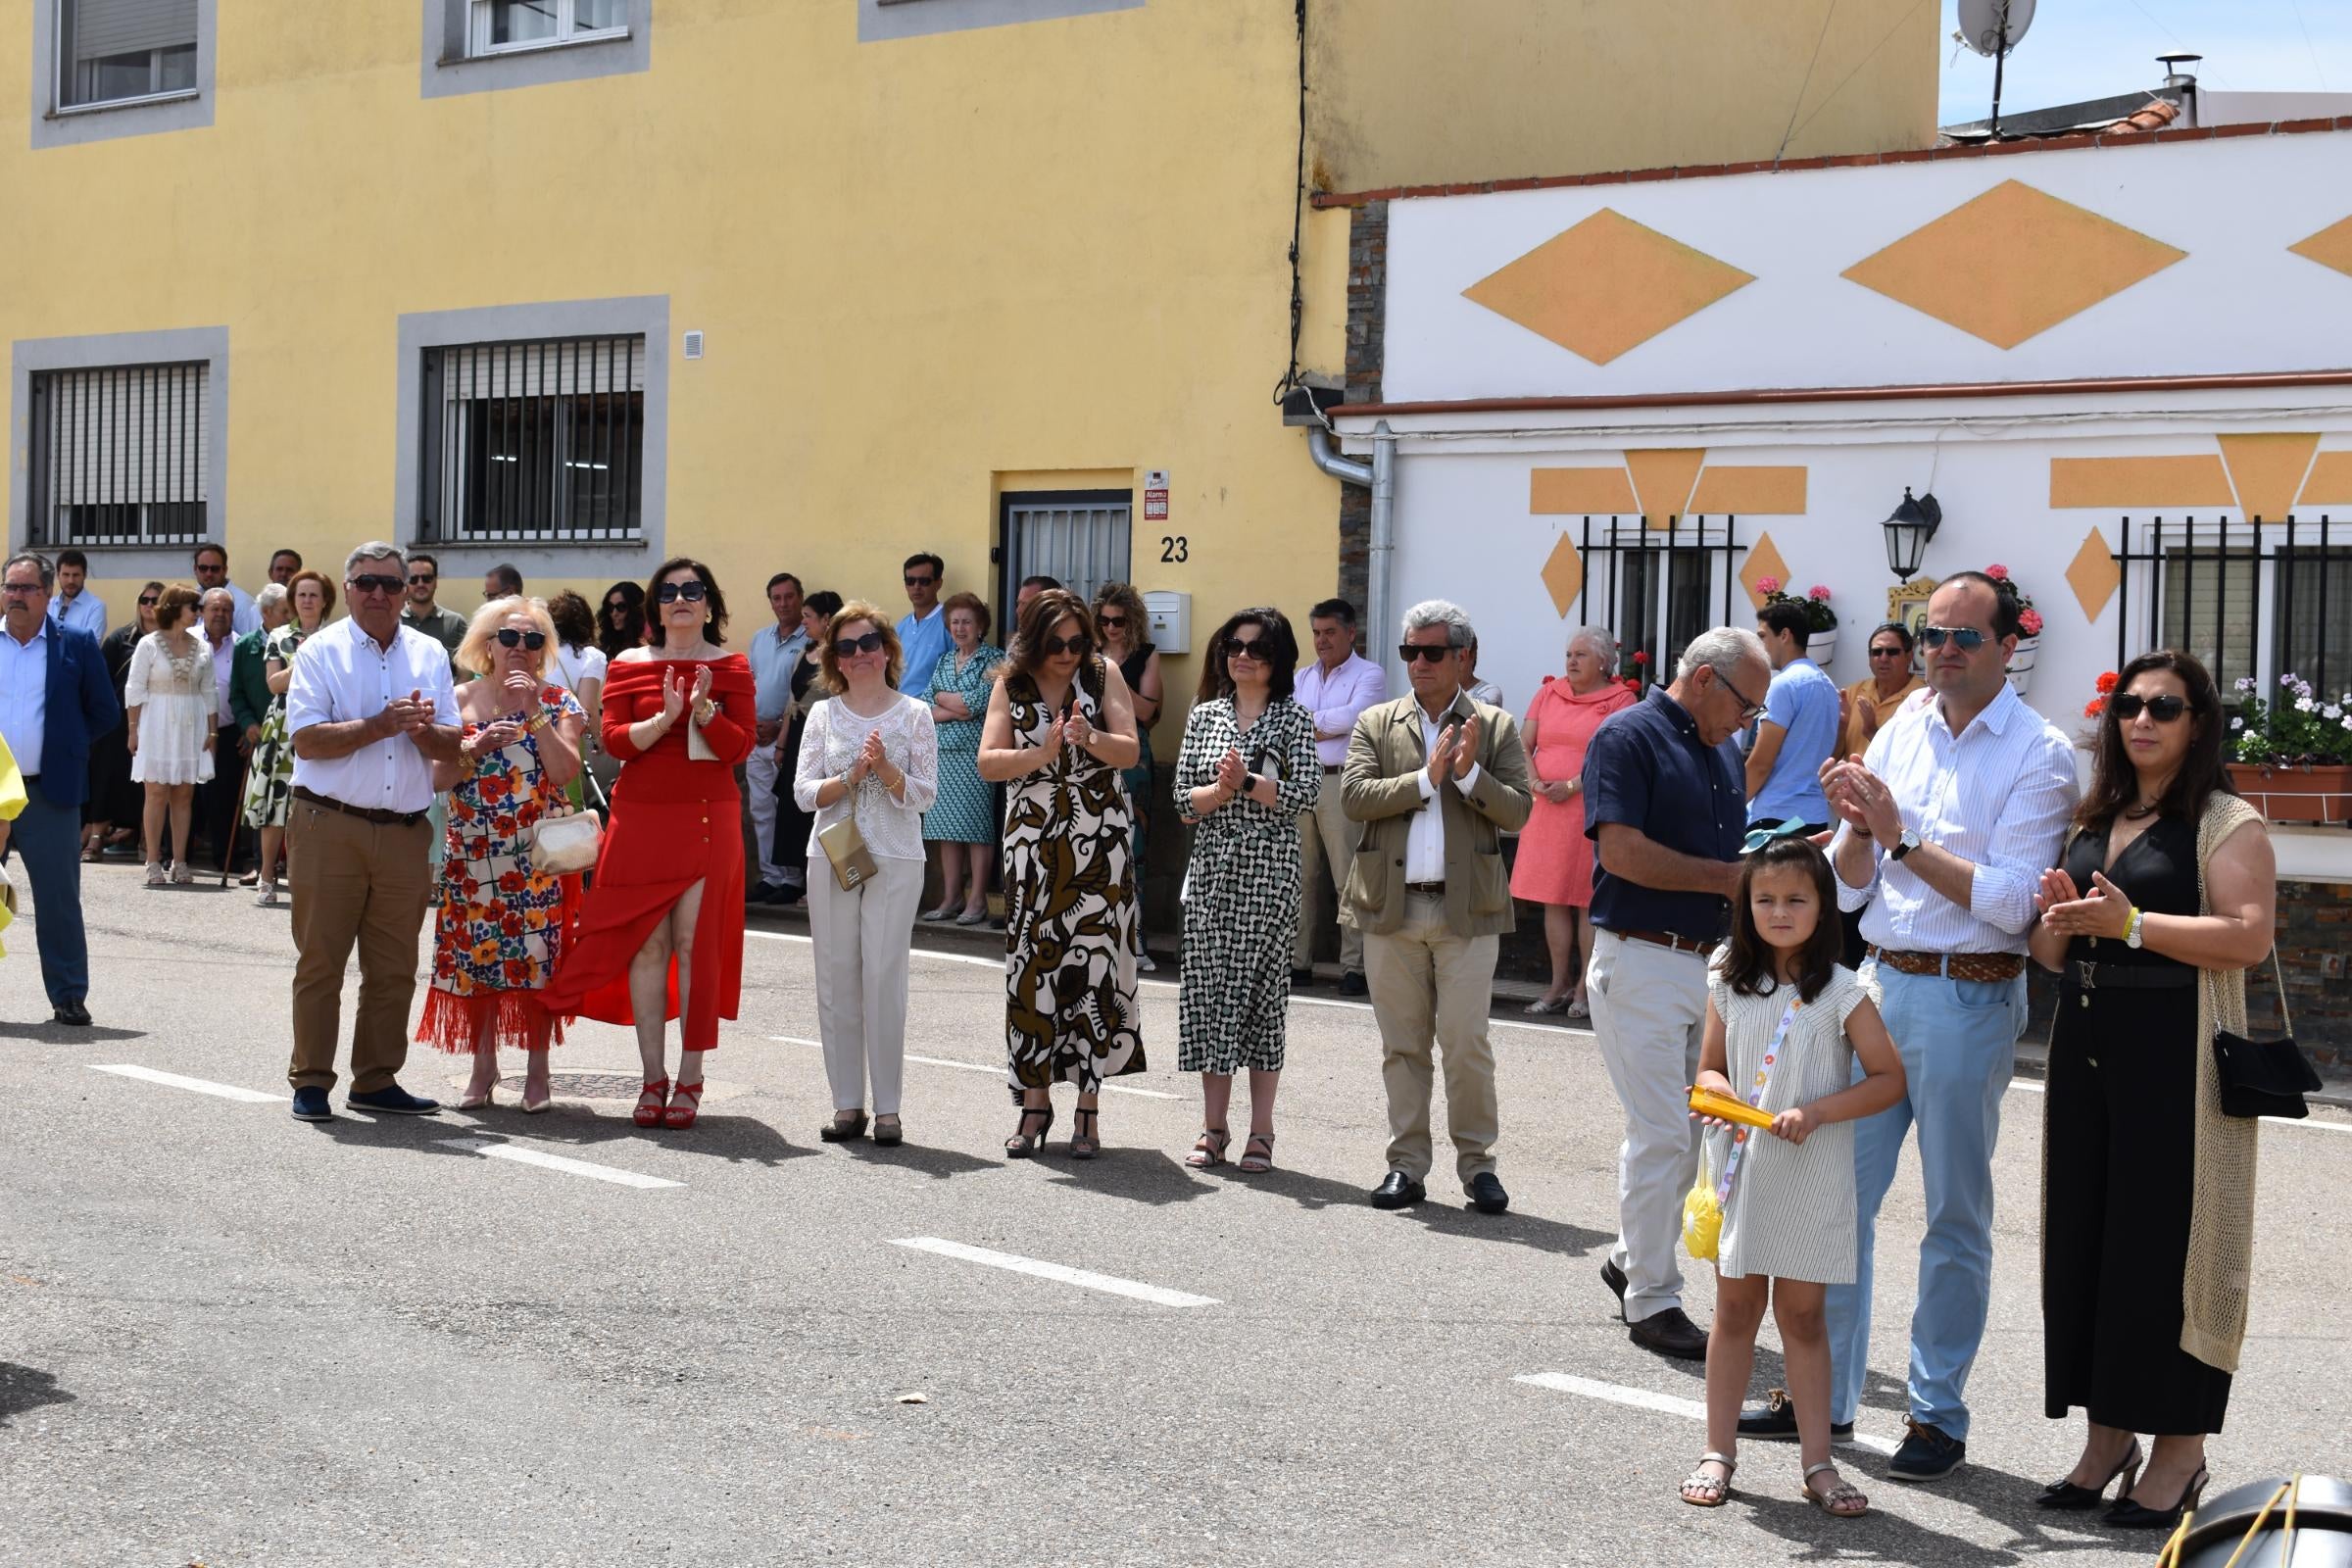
[746,570,809,904]
[897,553,949,703]
[1342,600,1531,1215]
[197,588,245,873]
[282,541,462,1123]
[1291,596,1386,993]
[46,550,108,641]
[191,542,259,637]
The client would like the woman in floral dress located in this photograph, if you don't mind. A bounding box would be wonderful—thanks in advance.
[417,596,587,1111]
[241,569,335,906]
[920,591,1004,923]
[977,588,1144,1159]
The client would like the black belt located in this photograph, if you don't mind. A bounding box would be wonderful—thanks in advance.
[2065,959,2195,993]
[1321,763,1342,775]
[1404,880,1446,896]
[292,785,428,828]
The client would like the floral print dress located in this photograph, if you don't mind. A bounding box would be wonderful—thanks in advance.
[240,622,310,830]
[417,685,587,1054]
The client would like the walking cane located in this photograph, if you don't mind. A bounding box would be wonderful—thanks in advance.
[218,749,254,889]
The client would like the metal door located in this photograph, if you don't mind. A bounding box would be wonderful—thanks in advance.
[1000,489,1133,616]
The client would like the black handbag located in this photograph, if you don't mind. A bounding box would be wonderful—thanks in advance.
[2214,953,2324,1120]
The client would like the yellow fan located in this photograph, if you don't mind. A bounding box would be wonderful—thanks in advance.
[1689,1085,1776,1131]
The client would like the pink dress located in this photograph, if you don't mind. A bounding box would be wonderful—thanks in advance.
[1510,677,1639,907]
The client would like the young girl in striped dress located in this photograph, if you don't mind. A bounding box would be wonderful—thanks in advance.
[1680,836,1905,1518]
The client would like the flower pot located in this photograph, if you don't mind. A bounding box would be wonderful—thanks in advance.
[2005,633,2039,696]
[2227,761,2352,824]
[1807,627,1838,669]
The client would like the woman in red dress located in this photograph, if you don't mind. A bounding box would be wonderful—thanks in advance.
[1510,626,1638,1018]
[543,557,756,1130]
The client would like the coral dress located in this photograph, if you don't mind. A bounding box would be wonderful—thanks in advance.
[1509,677,1638,907]
[542,655,756,1052]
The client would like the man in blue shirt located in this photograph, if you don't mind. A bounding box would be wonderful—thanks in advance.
[746,570,809,906]
[1582,625,1767,1360]
[896,552,949,703]
[1745,600,1840,833]
[45,550,108,641]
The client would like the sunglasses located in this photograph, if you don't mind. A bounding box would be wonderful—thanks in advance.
[494,629,548,650]
[903,574,936,587]
[350,574,404,596]
[2111,692,2188,723]
[1868,645,1909,659]
[138,595,160,606]
[1096,613,1128,629]
[1039,633,1092,657]
[833,631,886,660]
[655,580,708,604]
[1225,637,1266,662]
[1397,644,1456,664]
[1919,625,1987,652]
[408,572,435,584]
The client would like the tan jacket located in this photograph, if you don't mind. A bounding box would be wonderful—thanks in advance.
[1340,690,1533,938]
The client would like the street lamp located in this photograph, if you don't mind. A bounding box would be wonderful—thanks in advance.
[1881,487,1942,582]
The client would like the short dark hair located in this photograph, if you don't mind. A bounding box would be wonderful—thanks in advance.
[1757,600,1812,651]
[942,590,992,641]
[765,571,804,596]
[1938,570,2022,641]
[1308,597,1355,627]
[1019,573,1061,593]
[270,548,302,568]
[903,553,944,582]
[1197,607,1300,704]
[644,557,728,648]
[1867,619,1915,654]
[409,552,439,575]
[1718,836,1843,1004]
[192,543,226,565]
[487,563,524,596]
[547,589,597,650]
[58,549,88,571]
[804,589,844,622]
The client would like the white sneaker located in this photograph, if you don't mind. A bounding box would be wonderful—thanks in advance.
[1136,952,1157,973]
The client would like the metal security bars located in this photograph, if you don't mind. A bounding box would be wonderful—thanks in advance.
[418,335,644,544]
[25,362,210,548]
[999,491,1133,610]
[1571,515,1748,676]
[2113,515,2348,698]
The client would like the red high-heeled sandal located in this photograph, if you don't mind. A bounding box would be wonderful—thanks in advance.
[663,1079,705,1130]
[633,1078,671,1128]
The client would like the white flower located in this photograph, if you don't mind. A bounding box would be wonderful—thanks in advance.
[2328,705,2345,720]
[2343,715,2352,732]
[2295,696,2317,712]
[2231,716,2245,731]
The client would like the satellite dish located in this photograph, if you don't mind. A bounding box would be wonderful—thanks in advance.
[1957,0,2035,57]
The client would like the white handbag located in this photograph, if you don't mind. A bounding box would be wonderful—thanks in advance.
[529,806,604,875]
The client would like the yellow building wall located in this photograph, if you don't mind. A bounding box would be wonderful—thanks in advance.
[1305,0,1939,191]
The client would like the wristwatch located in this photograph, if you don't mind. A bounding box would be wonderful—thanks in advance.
[1887,826,1922,861]
[2125,906,2146,949]
[693,698,718,725]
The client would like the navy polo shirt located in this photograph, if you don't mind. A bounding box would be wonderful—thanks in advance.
[1582,687,1743,942]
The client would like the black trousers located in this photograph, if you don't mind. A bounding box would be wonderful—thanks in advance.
[199,723,248,871]
[2042,977,2232,1434]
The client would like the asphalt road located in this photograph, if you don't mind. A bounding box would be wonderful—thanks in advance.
[4,860,2348,1567]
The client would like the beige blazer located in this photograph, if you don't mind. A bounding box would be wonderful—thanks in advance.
[1340,690,1533,939]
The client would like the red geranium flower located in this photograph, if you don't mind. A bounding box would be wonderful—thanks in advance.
[2083,697,2106,718]
[1632,651,1650,665]
[2094,670,2119,694]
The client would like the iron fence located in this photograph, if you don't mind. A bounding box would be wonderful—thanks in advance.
[418,334,644,544]
[2112,514,2349,699]
[1571,514,1748,676]
[25,362,210,549]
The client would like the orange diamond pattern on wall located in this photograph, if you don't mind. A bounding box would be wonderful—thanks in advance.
[2067,528,2122,623]
[2289,215,2352,278]
[1541,535,1585,618]
[1739,532,1789,612]
[1840,180,2185,349]
[1463,210,1754,366]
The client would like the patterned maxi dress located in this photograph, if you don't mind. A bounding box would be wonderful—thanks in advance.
[1003,662,1144,1095]
[239,622,310,830]
[416,685,587,1054]
[1173,696,1320,1073]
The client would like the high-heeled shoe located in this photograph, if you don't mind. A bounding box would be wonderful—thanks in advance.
[456,1082,497,1110]
[1004,1102,1054,1158]
[2105,1465,2209,1530]
[663,1080,706,1130]
[872,1115,903,1148]
[821,1109,869,1143]
[520,1085,554,1114]
[2036,1441,2141,1509]
[1069,1106,1101,1160]
[633,1077,671,1128]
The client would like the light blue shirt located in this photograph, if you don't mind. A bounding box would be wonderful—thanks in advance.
[897,605,950,702]
[749,621,809,726]
[0,619,49,771]
[1747,657,1838,826]
[49,589,108,642]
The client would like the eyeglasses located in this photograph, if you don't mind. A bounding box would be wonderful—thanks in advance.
[1868,645,1909,660]
[903,574,936,588]
[655,580,708,604]
[1397,643,1455,664]
[1225,636,1266,662]
[408,572,435,585]
[1919,625,1987,652]
[1096,613,1128,629]
[833,631,886,659]
[0,582,39,596]
[1038,633,1092,657]
[137,594,160,606]
[1717,667,1768,724]
[349,574,404,596]
[494,628,548,650]
[2111,692,2188,723]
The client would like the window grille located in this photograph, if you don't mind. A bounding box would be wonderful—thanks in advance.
[418,335,645,544]
[26,362,210,548]
[57,0,198,109]
[1000,491,1132,611]
[2116,515,2351,699]
[1571,515,1747,677]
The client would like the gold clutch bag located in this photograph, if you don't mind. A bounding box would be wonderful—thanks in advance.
[816,813,878,892]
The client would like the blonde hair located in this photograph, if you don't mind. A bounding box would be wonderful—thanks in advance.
[815,599,904,692]
[455,594,560,678]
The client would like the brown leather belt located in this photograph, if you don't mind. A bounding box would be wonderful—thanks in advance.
[293,785,428,828]
[1866,944,2025,982]
[1321,763,1342,775]
[1612,927,1717,956]
[1403,880,1446,896]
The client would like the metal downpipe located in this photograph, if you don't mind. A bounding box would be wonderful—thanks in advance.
[1303,420,1394,657]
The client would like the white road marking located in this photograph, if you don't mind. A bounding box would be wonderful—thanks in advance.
[769,1037,1182,1099]
[2006,1077,2352,1135]
[435,1137,682,1189]
[88,1064,280,1103]
[891,1237,1218,1307]
[1515,1372,1899,1455]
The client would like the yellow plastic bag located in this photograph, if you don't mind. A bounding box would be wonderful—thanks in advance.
[1683,1142,1722,1261]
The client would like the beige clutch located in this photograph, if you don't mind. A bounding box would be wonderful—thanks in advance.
[816,813,878,891]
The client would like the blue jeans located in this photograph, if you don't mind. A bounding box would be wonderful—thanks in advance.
[1824,963,2023,1441]
[12,776,90,1007]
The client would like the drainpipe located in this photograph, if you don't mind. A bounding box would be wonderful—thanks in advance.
[1304,419,1396,651]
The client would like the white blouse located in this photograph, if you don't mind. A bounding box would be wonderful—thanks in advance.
[793,692,939,861]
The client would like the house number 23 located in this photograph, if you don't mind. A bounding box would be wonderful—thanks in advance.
[1158,535,1189,564]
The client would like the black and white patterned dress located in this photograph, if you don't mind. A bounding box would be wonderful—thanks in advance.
[1003,662,1144,1094]
[1173,696,1321,1073]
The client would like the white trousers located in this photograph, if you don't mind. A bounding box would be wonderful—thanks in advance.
[807,855,925,1115]
[1586,929,1710,1324]
[745,741,798,888]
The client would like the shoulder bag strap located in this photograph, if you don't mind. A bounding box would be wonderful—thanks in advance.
[2270,949,2294,1035]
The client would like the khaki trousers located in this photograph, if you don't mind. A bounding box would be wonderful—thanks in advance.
[1293,767,1364,972]
[1364,890,1500,1189]
[1585,929,1708,1323]
[286,798,433,1094]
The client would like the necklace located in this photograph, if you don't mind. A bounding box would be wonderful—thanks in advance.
[2123,798,2160,820]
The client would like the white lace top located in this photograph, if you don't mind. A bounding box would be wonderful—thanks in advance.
[793,692,939,861]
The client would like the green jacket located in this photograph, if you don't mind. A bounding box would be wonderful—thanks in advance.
[229,627,274,731]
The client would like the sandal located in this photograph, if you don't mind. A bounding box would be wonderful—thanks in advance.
[1523,996,1571,1016]
[1802,1461,1868,1518]
[872,1114,903,1148]
[1238,1131,1276,1173]
[1004,1102,1054,1158]
[632,1077,671,1129]
[1566,997,1591,1020]
[1184,1128,1231,1169]
[820,1109,869,1143]
[1680,1453,1737,1507]
[663,1080,706,1131]
[1069,1107,1101,1160]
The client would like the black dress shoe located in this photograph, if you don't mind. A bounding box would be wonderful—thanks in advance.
[1739,1387,1854,1441]
[1468,1171,1509,1214]
[1290,967,1314,988]
[53,1001,92,1027]
[1338,970,1367,997]
[1368,1170,1425,1209]
[2105,1466,2208,1529]
[1599,1257,1629,1320]
[1627,1307,1709,1359]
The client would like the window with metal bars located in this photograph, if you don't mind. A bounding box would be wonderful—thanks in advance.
[468,0,626,55]
[417,335,644,544]
[25,362,209,548]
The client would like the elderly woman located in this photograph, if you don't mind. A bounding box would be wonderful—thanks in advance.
[124,583,215,886]
[1511,627,1638,1016]
[417,596,587,1109]
[797,601,938,1146]
[1174,608,1319,1173]
[2028,650,2275,1531]
[240,570,334,906]
[921,591,1004,923]
[978,588,1144,1159]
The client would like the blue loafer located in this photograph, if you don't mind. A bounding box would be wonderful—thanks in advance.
[347,1084,441,1117]
[290,1087,333,1122]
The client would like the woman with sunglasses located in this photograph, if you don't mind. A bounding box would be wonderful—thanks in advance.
[2026,651,2275,1529]
[416,596,587,1109]
[83,581,165,861]
[1173,608,1319,1172]
[241,569,337,906]
[1837,621,1923,763]
[978,587,1145,1158]
[1093,583,1163,967]
[544,559,756,1131]
[596,580,647,660]
[795,602,938,1146]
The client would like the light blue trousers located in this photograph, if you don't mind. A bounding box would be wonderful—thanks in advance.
[1824,964,2024,1441]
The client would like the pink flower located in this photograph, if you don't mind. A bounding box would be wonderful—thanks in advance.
[1807,585,1832,601]
[2018,608,2043,636]
[1754,576,1780,596]
[1984,564,2010,580]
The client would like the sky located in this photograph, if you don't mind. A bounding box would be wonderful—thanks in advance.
[1935,0,2352,124]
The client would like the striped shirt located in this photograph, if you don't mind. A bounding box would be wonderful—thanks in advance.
[1834,681,2079,954]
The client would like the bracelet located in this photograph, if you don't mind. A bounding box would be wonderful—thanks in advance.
[693,698,718,725]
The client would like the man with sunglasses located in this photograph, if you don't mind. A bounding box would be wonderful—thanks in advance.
[747,570,808,906]
[1779,570,2076,1481]
[897,553,949,703]
[1582,626,1767,1359]
[191,543,260,637]
[399,553,467,662]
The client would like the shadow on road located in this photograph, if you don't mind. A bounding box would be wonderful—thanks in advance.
[1735,1462,2115,1563]
[0,1020,149,1044]
[0,1363,76,1428]
[302,1104,817,1167]
[1668,1344,1918,1420]
[1042,1148,1216,1206]
[1241,1164,1616,1255]
[834,1138,1002,1180]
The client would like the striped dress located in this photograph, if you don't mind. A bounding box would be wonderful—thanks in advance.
[1709,963,1879,1285]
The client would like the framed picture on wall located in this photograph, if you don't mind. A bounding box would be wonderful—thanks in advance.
[1887,578,1937,675]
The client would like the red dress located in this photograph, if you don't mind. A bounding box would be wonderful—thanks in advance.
[1509,676,1638,907]
[542,655,756,1052]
